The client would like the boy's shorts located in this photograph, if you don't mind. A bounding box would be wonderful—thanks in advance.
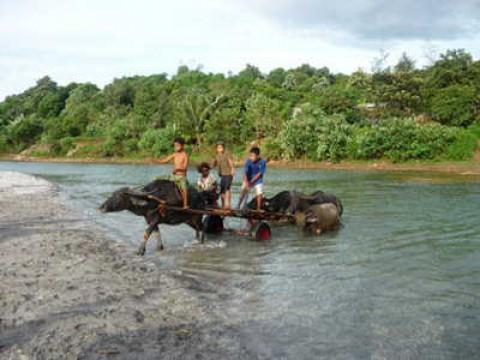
[220,175,233,194]
[171,174,187,191]
[242,182,263,196]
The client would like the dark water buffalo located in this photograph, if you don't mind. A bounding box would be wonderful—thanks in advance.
[247,190,343,234]
[99,179,206,255]
[251,190,343,216]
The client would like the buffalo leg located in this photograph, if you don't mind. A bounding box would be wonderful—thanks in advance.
[187,216,205,244]
[195,228,205,244]
[154,227,164,252]
[194,215,205,244]
[136,231,149,256]
[137,224,156,256]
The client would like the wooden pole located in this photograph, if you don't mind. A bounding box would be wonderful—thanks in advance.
[156,203,295,223]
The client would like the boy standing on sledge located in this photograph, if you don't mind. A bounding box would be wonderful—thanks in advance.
[154,137,189,208]
[238,146,266,210]
[212,141,235,209]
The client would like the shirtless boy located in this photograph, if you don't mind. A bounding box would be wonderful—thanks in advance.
[154,137,189,208]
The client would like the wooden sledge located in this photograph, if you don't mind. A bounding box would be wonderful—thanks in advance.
[148,195,295,241]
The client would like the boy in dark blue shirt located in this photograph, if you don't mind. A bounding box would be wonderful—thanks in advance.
[238,147,266,210]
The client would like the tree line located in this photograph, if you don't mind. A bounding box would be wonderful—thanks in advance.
[0,49,479,162]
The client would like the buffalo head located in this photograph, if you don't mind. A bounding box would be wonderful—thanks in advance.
[99,187,148,213]
[295,203,340,235]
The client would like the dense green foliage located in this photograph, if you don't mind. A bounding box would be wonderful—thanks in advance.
[0,49,479,162]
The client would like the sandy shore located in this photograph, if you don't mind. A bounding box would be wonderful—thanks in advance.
[0,172,250,359]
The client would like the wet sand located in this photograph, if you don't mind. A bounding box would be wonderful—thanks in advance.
[0,172,252,359]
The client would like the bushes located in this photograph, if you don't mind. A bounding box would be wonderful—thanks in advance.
[281,106,353,162]
[99,114,148,156]
[315,114,353,162]
[446,130,477,160]
[280,104,323,160]
[350,119,459,161]
[0,133,8,153]
[262,137,283,160]
[138,127,176,157]
[50,137,75,156]
[430,85,478,126]
[100,139,118,157]
[282,110,471,162]
[446,123,480,160]
[469,122,480,138]
[5,115,43,150]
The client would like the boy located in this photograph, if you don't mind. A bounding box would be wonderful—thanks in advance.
[154,137,189,208]
[238,147,266,210]
[212,141,235,209]
[196,162,218,207]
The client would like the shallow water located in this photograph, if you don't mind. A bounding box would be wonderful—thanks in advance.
[1,161,479,359]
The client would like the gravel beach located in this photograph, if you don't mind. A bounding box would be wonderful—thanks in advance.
[0,172,253,360]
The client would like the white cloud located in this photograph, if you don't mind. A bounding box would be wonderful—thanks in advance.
[0,0,478,99]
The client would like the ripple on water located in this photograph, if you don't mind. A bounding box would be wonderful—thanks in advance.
[1,162,479,359]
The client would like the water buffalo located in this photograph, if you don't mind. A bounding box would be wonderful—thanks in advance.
[250,190,343,216]
[99,179,206,255]
[247,190,343,234]
[294,203,341,235]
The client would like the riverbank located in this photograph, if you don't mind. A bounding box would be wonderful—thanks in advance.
[2,152,480,175]
[0,172,250,359]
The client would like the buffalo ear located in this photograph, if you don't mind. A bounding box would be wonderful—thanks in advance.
[131,198,148,207]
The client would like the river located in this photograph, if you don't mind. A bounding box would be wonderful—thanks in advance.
[1,161,479,359]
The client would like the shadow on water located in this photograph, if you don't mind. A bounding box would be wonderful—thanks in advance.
[1,161,480,359]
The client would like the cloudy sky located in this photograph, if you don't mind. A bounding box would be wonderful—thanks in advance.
[1,0,479,99]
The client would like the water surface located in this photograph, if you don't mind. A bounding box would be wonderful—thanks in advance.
[1,161,479,359]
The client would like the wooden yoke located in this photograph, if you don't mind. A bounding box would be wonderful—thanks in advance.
[154,201,296,223]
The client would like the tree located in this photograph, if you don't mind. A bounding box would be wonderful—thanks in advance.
[375,72,424,115]
[430,84,478,126]
[313,84,362,123]
[238,64,263,82]
[371,49,390,74]
[5,114,43,150]
[44,84,102,139]
[204,98,245,145]
[0,52,478,161]
[425,49,474,89]
[104,77,135,109]
[394,53,416,73]
[245,93,283,140]
[133,75,171,128]
[267,68,287,87]
[175,88,225,146]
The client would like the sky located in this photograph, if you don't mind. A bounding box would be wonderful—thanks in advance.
[1,0,479,99]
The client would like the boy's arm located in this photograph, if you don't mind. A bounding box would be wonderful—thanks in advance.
[181,153,189,171]
[249,160,266,185]
[249,173,261,185]
[228,156,235,176]
[211,174,218,186]
[243,161,250,186]
[152,154,174,164]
